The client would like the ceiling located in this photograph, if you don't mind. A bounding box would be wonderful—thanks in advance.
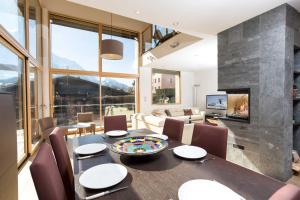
[66,0,300,71]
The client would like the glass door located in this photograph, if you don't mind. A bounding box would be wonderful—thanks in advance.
[0,37,27,164]
[29,64,43,151]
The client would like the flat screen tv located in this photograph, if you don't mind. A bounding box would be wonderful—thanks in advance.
[206,95,227,110]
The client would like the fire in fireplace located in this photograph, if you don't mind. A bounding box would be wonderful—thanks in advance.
[227,93,249,120]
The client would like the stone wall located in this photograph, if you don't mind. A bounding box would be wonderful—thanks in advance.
[218,4,300,181]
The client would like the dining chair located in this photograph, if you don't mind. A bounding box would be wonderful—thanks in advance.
[104,115,128,133]
[77,112,96,135]
[49,127,75,200]
[269,184,300,200]
[38,117,55,143]
[30,143,67,200]
[191,123,228,159]
[162,118,184,142]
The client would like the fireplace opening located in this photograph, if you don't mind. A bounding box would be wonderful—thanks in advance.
[219,88,250,123]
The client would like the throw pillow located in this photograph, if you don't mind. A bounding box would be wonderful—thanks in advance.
[165,109,172,117]
[183,109,193,116]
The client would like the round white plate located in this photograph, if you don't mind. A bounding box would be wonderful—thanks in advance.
[173,145,207,159]
[148,134,168,140]
[106,130,128,137]
[178,179,244,200]
[74,143,106,155]
[79,163,128,189]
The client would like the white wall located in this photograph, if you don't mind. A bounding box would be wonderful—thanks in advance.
[194,67,225,112]
[139,67,194,114]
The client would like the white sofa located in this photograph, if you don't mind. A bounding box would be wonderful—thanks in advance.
[132,108,205,144]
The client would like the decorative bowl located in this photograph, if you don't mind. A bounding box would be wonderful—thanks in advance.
[110,136,168,156]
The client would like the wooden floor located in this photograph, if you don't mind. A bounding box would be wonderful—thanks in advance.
[18,133,300,200]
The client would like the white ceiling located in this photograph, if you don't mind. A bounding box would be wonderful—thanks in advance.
[67,0,300,71]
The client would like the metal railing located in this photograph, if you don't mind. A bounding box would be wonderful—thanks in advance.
[142,24,178,54]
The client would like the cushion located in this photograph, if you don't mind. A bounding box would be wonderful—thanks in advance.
[165,109,172,117]
[152,109,167,117]
[168,109,184,117]
[190,115,203,121]
[184,109,193,116]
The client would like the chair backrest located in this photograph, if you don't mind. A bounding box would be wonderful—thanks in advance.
[30,143,67,200]
[38,117,54,131]
[269,184,300,200]
[104,115,128,133]
[49,127,74,200]
[191,123,228,159]
[77,112,93,123]
[162,118,184,142]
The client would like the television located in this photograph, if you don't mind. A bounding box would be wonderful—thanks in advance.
[206,95,227,110]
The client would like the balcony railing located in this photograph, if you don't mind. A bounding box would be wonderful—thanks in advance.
[142,25,178,54]
[52,103,135,126]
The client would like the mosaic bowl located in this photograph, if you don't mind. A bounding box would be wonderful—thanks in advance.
[111,136,168,156]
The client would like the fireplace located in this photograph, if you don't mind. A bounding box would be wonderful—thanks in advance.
[220,88,250,123]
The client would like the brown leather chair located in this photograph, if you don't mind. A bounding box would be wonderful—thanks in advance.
[104,115,128,133]
[162,118,184,142]
[38,117,55,143]
[30,143,67,200]
[77,112,96,135]
[49,128,74,200]
[269,184,300,200]
[191,123,228,159]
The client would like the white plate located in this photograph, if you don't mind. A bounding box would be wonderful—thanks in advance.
[173,145,207,159]
[79,163,128,189]
[74,143,106,155]
[106,130,128,137]
[178,179,245,200]
[148,134,168,140]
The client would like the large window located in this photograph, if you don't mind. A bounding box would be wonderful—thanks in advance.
[102,27,138,74]
[101,78,136,122]
[0,0,26,47]
[29,0,42,60]
[152,69,180,104]
[52,74,100,126]
[49,16,139,127]
[50,17,99,71]
[0,41,26,163]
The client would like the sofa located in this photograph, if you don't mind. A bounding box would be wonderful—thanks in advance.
[132,108,205,144]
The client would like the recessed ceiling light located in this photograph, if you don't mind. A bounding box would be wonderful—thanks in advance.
[135,10,140,15]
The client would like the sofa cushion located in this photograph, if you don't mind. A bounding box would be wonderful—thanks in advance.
[152,109,167,117]
[190,115,203,121]
[168,108,184,117]
[183,109,193,116]
[169,116,190,124]
[165,109,172,117]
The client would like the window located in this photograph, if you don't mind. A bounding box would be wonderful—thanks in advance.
[152,69,180,104]
[102,27,138,74]
[0,41,26,163]
[29,0,42,61]
[0,0,26,46]
[101,78,136,122]
[52,74,100,126]
[50,16,99,71]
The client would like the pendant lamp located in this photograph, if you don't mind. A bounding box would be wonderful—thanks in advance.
[101,13,123,60]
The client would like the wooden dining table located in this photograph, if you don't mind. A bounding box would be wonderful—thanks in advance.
[73,129,285,200]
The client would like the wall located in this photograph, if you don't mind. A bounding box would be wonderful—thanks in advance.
[140,67,194,114]
[218,4,299,181]
[193,67,226,112]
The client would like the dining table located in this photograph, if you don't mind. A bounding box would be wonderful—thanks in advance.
[72,129,285,200]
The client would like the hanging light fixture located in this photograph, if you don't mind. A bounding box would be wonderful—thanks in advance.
[101,13,123,60]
